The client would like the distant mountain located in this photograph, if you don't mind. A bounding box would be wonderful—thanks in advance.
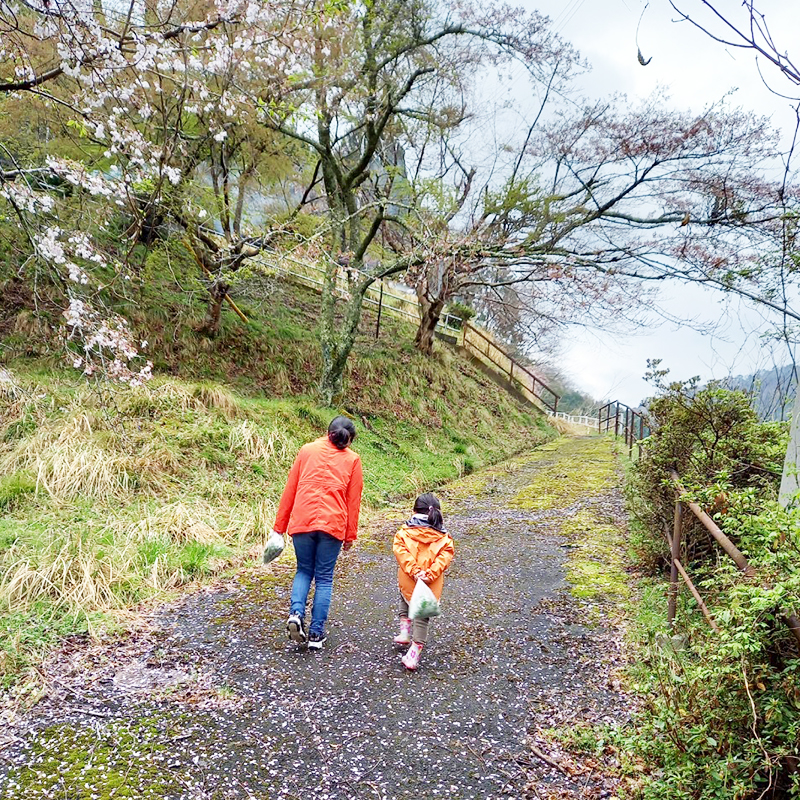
[723,365,797,422]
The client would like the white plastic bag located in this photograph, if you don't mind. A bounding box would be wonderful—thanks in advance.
[262,529,286,564]
[408,578,441,619]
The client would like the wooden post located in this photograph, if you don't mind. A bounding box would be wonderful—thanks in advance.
[674,558,720,632]
[375,281,384,339]
[637,413,644,458]
[614,404,620,437]
[625,408,631,450]
[629,411,635,457]
[668,500,683,628]
[670,471,756,576]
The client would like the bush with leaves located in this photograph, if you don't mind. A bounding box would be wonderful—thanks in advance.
[628,361,787,569]
[625,364,799,799]
[630,498,800,799]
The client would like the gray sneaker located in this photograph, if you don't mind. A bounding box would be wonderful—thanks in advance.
[286,613,306,643]
[307,632,328,651]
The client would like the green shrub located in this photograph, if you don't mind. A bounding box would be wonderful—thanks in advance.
[624,365,799,799]
[628,365,787,570]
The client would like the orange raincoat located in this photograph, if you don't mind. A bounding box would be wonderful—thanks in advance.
[273,436,363,542]
[393,523,455,602]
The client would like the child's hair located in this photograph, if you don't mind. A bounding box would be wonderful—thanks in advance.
[414,492,443,530]
[328,415,356,450]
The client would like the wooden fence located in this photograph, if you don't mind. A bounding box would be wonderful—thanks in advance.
[251,252,464,336]
[253,251,562,414]
[462,323,560,413]
[666,470,800,646]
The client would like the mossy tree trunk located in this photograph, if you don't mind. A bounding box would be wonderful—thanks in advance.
[204,278,229,337]
[318,273,364,406]
[318,252,422,405]
[414,294,445,356]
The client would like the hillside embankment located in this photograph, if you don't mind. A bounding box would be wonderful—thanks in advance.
[0,266,567,685]
[0,435,634,800]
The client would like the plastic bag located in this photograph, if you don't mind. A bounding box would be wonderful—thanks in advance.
[408,578,441,619]
[262,529,286,565]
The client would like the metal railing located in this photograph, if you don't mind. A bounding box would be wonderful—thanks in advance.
[462,323,560,413]
[550,411,598,429]
[666,470,800,646]
[598,400,650,455]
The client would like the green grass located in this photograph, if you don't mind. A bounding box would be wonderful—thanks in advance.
[0,352,554,686]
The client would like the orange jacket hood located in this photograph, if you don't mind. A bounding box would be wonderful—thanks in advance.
[400,525,447,545]
[273,436,363,542]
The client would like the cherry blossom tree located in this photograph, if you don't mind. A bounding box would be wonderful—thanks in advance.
[0,0,311,377]
[399,91,793,355]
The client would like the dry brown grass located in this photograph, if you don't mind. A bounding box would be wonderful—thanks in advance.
[242,499,277,545]
[0,498,260,615]
[119,380,239,419]
[0,416,156,500]
[127,381,206,414]
[7,439,138,499]
[0,534,138,612]
[228,420,289,463]
[125,500,223,544]
[0,389,185,499]
[193,384,239,418]
[12,310,42,337]
[0,368,21,401]
[121,498,276,547]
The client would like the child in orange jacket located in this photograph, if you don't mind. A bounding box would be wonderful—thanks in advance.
[392,493,454,670]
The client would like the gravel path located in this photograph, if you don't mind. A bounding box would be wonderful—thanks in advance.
[0,436,633,800]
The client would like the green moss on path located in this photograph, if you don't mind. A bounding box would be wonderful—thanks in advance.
[3,719,182,799]
[509,436,618,511]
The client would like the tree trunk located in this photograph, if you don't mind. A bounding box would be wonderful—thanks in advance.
[318,272,370,406]
[780,385,800,506]
[203,279,229,337]
[414,294,444,356]
[319,342,348,406]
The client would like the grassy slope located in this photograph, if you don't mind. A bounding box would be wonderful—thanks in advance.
[0,256,555,686]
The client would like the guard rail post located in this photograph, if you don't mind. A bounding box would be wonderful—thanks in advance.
[668,499,683,628]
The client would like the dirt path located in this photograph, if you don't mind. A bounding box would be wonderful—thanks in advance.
[0,435,633,800]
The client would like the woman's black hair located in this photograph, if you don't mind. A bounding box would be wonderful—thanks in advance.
[414,492,443,530]
[328,415,356,450]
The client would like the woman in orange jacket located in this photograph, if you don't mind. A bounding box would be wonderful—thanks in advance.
[392,493,454,670]
[272,416,363,650]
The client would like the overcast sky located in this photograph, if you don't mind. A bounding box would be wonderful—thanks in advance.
[501,0,800,404]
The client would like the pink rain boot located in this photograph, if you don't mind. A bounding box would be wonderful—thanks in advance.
[393,617,412,645]
[402,641,424,671]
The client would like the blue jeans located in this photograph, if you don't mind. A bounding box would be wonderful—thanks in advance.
[290,531,343,636]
